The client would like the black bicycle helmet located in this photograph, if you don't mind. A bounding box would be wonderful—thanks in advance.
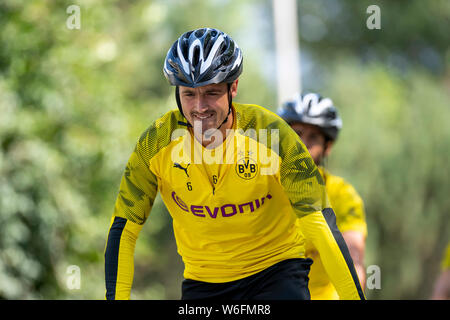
[277,93,342,141]
[164,27,243,88]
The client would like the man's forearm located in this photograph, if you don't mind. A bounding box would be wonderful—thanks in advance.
[342,231,366,290]
[105,216,143,300]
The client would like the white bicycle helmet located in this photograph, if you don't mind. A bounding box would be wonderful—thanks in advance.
[277,93,343,141]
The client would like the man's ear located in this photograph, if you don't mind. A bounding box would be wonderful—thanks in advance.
[230,79,239,98]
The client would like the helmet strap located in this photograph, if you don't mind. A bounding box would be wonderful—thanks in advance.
[318,138,333,167]
[175,86,183,116]
[175,86,192,127]
[216,82,233,130]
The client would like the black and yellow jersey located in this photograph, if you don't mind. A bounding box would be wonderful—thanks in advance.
[104,102,365,300]
[305,167,367,300]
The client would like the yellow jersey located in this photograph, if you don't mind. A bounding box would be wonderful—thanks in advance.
[104,102,365,300]
[305,167,367,300]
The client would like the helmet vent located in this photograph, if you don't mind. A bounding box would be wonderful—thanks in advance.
[192,46,200,67]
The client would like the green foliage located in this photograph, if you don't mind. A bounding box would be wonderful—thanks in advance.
[296,0,450,299]
[324,60,450,298]
[297,0,450,74]
[0,0,271,299]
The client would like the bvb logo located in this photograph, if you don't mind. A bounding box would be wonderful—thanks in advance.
[235,157,259,180]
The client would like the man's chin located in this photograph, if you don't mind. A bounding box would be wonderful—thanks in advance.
[191,120,217,131]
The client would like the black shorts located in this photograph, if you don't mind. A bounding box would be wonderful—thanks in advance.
[181,258,313,300]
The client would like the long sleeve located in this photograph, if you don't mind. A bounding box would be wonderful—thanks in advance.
[298,209,365,300]
[104,136,159,300]
[104,216,143,299]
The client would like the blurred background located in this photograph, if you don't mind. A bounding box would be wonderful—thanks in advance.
[0,0,448,299]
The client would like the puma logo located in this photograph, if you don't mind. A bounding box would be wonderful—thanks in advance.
[173,162,190,177]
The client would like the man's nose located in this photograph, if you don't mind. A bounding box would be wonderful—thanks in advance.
[193,95,209,112]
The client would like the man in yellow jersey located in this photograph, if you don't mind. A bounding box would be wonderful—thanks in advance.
[278,93,368,299]
[104,28,365,300]
[431,243,450,299]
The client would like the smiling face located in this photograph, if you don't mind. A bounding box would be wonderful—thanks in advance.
[179,81,238,140]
